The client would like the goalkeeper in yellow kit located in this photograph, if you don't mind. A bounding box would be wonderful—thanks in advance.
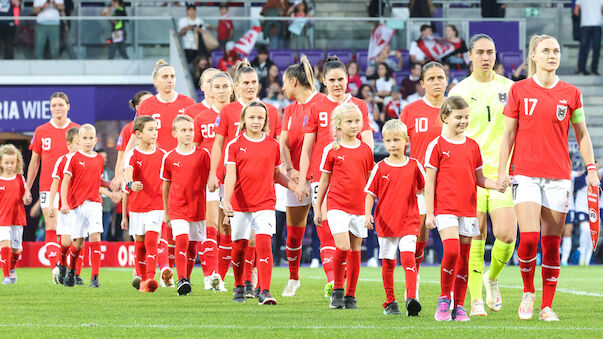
[448,34,516,317]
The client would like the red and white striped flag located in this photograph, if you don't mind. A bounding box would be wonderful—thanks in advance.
[417,36,457,61]
[233,26,262,56]
[368,24,396,61]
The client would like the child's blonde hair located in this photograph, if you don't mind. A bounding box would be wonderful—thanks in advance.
[239,100,270,133]
[0,144,24,175]
[381,119,409,141]
[331,103,362,150]
[527,34,557,77]
[172,114,194,131]
[79,123,96,136]
[439,96,468,123]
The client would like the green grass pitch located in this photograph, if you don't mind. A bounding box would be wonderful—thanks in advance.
[1,265,602,338]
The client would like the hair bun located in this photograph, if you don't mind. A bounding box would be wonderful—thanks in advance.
[325,56,340,63]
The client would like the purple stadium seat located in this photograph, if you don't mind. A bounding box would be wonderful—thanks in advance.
[469,22,519,53]
[499,51,524,75]
[247,49,258,62]
[211,50,224,68]
[325,49,353,65]
[356,50,369,72]
[449,70,467,82]
[298,50,325,66]
[269,49,295,71]
[400,50,410,71]
[394,71,410,85]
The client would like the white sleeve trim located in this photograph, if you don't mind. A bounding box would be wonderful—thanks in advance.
[63,154,74,176]
[123,149,135,170]
[159,151,171,182]
[319,142,334,173]
[51,156,63,179]
[364,163,380,197]
[224,138,238,165]
[415,159,426,181]
[424,138,439,171]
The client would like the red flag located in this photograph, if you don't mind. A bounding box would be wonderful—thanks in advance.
[233,26,262,56]
[368,24,396,61]
[587,186,600,250]
[417,36,456,61]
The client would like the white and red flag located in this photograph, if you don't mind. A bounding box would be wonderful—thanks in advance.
[233,26,262,56]
[368,24,396,61]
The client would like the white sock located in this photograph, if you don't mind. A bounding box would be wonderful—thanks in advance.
[561,236,572,265]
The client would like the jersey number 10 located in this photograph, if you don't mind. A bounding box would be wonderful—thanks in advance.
[415,117,428,132]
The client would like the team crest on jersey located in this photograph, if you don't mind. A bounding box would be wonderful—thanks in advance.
[556,105,567,121]
[214,116,221,127]
[498,92,508,105]
[303,115,308,127]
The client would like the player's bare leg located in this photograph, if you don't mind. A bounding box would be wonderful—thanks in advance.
[282,205,310,297]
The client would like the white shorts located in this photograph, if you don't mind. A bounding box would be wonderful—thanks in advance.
[57,210,76,236]
[71,201,103,239]
[512,175,571,213]
[0,226,24,250]
[326,210,367,238]
[171,220,206,242]
[378,235,417,260]
[230,210,275,241]
[206,186,220,202]
[129,210,163,236]
[417,193,426,215]
[285,186,311,207]
[435,215,479,237]
[40,191,59,209]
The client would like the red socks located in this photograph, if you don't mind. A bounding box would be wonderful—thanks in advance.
[243,245,256,283]
[144,231,159,280]
[440,238,459,299]
[317,220,336,282]
[158,223,169,270]
[9,251,19,271]
[346,250,361,297]
[333,248,348,290]
[45,229,59,268]
[166,226,175,269]
[186,241,198,279]
[68,245,81,270]
[76,243,86,275]
[286,225,305,281]
[218,233,232,280]
[518,232,539,293]
[231,239,248,287]
[415,241,427,271]
[256,234,273,291]
[453,243,471,307]
[203,227,218,276]
[541,235,561,309]
[401,250,417,300]
[134,240,146,278]
[89,241,101,279]
[1,247,10,277]
[381,258,396,306]
[174,234,189,281]
[59,241,70,266]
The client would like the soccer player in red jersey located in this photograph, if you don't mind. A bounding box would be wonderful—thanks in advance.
[498,35,599,322]
[279,56,325,297]
[424,97,501,321]
[193,72,233,292]
[0,145,31,284]
[314,103,374,310]
[111,91,152,191]
[296,56,374,297]
[399,61,445,297]
[207,60,282,295]
[60,124,107,288]
[48,127,87,286]
[25,92,80,283]
[222,100,297,305]
[121,116,165,293]
[365,119,425,316]
[160,115,211,296]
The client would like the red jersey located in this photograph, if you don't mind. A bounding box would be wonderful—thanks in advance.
[64,151,104,209]
[503,77,583,180]
[225,133,281,212]
[0,175,27,227]
[160,147,210,221]
[193,106,220,151]
[365,158,425,237]
[123,147,166,213]
[217,16,233,41]
[183,100,211,119]
[385,99,404,119]
[304,94,372,182]
[115,121,133,152]
[29,119,80,191]
[282,92,325,170]
[400,98,442,164]
[136,93,196,151]
[320,141,374,215]
[51,154,73,210]
[425,135,483,217]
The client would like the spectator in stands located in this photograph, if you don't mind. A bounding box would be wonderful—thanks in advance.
[371,62,396,105]
[409,0,435,31]
[357,84,381,132]
[0,0,19,59]
[59,0,76,59]
[262,82,289,112]
[574,0,603,75]
[261,0,289,49]
[313,60,326,93]
[401,62,422,99]
[443,62,459,95]
[442,24,468,70]
[287,0,312,50]
[366,44,402,77]
[192,54,210,88]
[481,0,505,18]
[384,85,406,120]
[493,62,505,76]
[409,24,433,65]
[33,0,64,59]
[261,64,283,98]
[346,60,363,96]
[217,41,241,72]
[405,82,425,104]
[178,4,205,63]
[217,2,234,50]
[511,61,527,81]
[251,45,274,82]
[101,0,128,60]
